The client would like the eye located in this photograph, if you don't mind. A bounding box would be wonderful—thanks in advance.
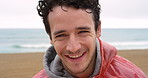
[78,31,90,34]
[55,34,67,38]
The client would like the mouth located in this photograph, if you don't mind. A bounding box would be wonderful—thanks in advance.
[68,53,83,59]
[65,52,86,61]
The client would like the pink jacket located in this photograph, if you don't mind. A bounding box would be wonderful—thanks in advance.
[33,39,146,78]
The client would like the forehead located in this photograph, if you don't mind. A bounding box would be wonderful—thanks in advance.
[48,6,94,32]
[48,6,93,22]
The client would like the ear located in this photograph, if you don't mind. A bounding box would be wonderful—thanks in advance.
[50,40,53,45]
[96,21,101,38]
[49,34,53,45]
[50,38,54,45]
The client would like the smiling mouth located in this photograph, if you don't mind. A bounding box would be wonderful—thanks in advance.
[68,54,83,59]
[65,52,85,59]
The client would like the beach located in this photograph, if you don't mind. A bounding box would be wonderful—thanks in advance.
[0,49,147,78]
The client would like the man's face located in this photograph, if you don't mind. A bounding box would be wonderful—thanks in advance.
[48,6,100,75]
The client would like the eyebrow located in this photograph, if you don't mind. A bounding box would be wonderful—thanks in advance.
[53,30,66,35]
[76,26,91,30]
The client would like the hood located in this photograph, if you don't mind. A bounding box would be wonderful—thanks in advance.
[43,46,72,78]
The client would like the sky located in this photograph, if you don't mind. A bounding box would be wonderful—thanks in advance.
[0,0,148,29]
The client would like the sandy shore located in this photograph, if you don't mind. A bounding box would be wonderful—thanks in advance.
[0,49,147,78]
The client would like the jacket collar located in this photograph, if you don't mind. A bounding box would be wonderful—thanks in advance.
[96,38,117,77]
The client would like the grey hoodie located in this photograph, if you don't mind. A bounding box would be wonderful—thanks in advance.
[43,40,101,78]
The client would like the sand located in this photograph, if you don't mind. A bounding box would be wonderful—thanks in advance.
[0,49,147,78]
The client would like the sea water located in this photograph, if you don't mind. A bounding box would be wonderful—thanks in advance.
[0,29,50,53]
[0,29,148,53]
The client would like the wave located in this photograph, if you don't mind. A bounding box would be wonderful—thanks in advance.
[109,41,148,46]
[108,41,148,50]
[13,43,51,48]
[12,41,148,50]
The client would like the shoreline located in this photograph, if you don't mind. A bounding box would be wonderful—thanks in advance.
[0,49,147,78]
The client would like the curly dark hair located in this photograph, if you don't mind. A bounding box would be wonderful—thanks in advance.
[37,0,101,39]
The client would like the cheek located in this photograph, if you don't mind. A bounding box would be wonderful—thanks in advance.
[53,42,64,55]
[88,38,96,49]
[53,41,68,57]
[81,34,96,46]
[82,35,96,52]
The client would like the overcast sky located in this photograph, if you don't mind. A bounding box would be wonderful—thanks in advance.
[0,0,148,29]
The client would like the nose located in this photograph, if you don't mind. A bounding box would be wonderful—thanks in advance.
[66,35,81,53]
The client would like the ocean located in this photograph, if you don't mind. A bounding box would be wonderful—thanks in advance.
[0,29,148,53]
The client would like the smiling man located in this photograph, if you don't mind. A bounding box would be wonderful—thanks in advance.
[33,0,146,78]
[49,6,98,77]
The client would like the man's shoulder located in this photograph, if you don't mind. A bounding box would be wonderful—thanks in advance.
[110,55,146,77]
[98,39,146,77]
[33,69,49,78]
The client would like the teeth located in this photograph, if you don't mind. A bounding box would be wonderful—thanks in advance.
[68,54,83,58]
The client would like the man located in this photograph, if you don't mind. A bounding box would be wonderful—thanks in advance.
[33,0,146,78]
